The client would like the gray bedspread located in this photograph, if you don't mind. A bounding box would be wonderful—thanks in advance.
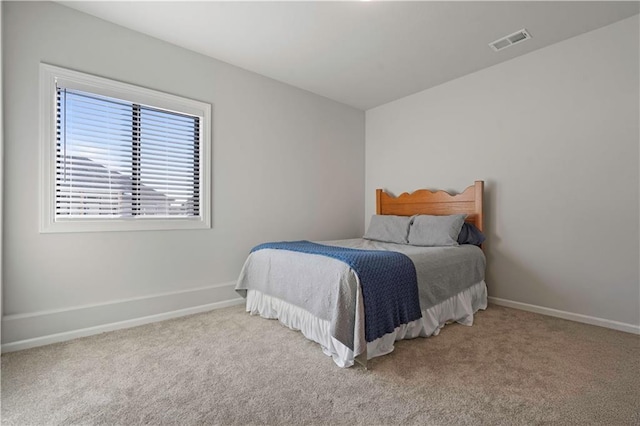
[235,238,485,353]
[326,239,486,311]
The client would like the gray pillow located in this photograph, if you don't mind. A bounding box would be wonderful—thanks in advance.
[408,214,467,247]
[363,215,412,244]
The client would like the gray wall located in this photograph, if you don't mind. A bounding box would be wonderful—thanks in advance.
[366,15,639,327]
[0,2,3,324]
[2,2,365,344]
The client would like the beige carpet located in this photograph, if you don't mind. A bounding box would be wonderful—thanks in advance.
[2,304,639,425]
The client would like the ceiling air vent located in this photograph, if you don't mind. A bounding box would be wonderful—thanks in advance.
[489,29,532,52]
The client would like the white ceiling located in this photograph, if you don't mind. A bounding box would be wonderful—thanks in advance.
[59,1,639,110]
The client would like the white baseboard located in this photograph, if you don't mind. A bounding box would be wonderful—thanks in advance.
[1,281,245,353]
[5,292,636,353]
[488,296,640,335]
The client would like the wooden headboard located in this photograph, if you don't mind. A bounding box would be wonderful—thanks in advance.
[376,181,484,232]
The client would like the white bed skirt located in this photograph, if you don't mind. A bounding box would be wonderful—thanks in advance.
[245,280,488,368]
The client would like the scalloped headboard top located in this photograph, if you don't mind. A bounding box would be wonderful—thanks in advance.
[376,181,484,232]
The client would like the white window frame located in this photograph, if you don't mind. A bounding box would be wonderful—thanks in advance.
[39,63,211,233]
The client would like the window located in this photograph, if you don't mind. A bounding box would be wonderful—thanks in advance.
[40,64,211,232]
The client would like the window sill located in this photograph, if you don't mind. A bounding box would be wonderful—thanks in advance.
[40,217,211,233]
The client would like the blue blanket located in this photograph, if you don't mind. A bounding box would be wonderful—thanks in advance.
[251,241,423,342]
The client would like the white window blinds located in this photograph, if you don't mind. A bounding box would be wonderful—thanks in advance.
[55,88,200,219]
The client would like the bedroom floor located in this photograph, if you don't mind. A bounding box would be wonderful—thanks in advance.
[2,304,639,425]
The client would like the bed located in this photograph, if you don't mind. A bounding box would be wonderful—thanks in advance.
[236,181,487,368]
